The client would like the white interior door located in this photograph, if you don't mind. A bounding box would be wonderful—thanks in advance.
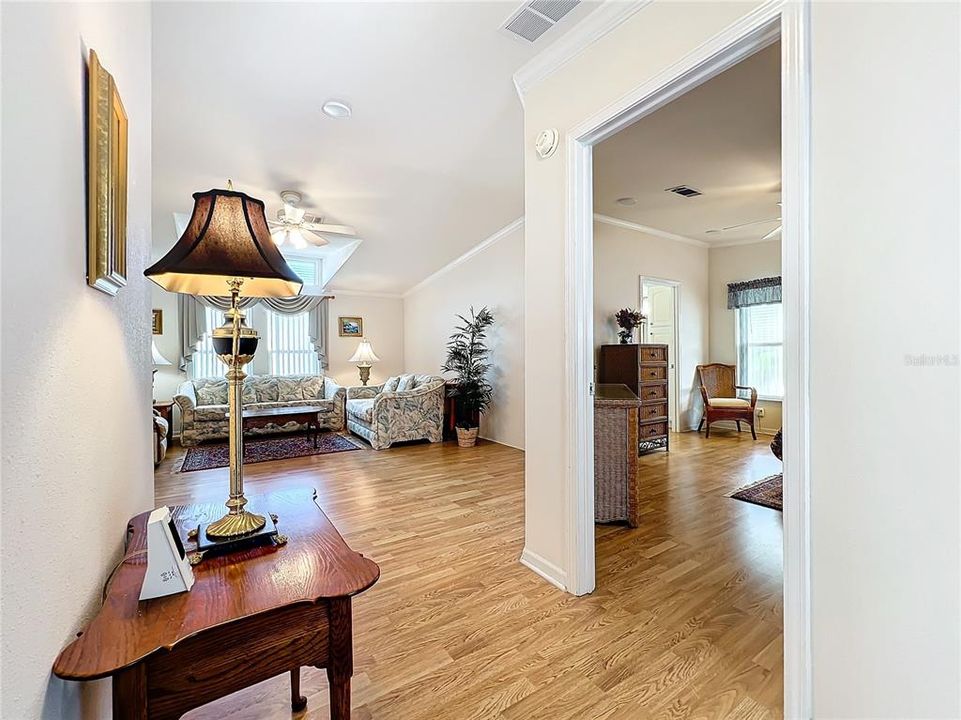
[641,279,679,431]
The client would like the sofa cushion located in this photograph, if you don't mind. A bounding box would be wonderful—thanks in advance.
[707,398,751,408]
[249,377,280,402]
[301,375,324,400]
[242,381,257,405]
[346,398,375,423]
[195,379,228,406]
[396,373,416,392]
[277,376,304,402]
[383,376,401,393]
[195,404,228,422]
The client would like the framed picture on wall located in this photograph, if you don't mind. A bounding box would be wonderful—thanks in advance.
[86,49,128,296]
[338,316,363,337]
[152,309,163,335]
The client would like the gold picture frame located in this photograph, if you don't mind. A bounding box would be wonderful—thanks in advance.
[338,316,363,337]
[152,309,163,335]
[87,49,128,295]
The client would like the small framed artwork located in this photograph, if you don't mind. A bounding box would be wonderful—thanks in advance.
[86,49,128,296]
[338,316,363,337]
[152,309,163,335]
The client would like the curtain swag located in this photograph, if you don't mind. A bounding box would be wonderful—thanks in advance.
[179,294,331,370]
[727,276,782,309]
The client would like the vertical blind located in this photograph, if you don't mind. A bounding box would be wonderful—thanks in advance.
[737,303,784,398]
[266,311,320,375]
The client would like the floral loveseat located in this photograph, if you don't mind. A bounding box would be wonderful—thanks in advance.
[346,374,445,450]
[175,374,345,446]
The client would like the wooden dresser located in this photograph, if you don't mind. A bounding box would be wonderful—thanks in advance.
[597,343,669,453]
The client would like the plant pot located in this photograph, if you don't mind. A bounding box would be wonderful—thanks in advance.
[456,426,479,448]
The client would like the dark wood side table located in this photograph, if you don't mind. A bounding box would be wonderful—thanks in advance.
[152,401,174,428]
[227,405,325,447]
[53,488,379,719]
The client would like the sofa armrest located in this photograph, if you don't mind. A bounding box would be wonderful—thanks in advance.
[173,380,196,413]
[372,381,444,414]
[324,377,346,403]
[347,384,383,400]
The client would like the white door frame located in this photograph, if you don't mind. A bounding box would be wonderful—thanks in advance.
[638,275,681,432]
[563,2,810,717]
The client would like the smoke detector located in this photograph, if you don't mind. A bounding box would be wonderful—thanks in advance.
[501,0,580,43]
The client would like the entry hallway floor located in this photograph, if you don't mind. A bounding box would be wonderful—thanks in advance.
[155,430,783,719]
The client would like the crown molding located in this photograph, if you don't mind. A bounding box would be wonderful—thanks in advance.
[708,234,781,249]
[513,0,653,99]
[326,288,404,300]
[593,213,708,248]
[403,217,525,298]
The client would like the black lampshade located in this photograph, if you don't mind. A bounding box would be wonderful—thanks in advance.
[144,189,303,297]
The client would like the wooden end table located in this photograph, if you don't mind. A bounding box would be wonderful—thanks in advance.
[228,405,326,447]
[53,488,379,719]
[152,401,174,428]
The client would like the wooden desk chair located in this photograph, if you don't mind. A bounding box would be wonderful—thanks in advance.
[696,363,758,440]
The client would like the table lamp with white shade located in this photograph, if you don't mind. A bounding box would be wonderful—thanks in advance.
[151,339,172,402]
[349,340,380,386]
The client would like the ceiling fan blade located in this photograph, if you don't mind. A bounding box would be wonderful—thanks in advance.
[303,228,331,247]
[761,225,782,241]
[717,216,781,232]
[301,222,356,236]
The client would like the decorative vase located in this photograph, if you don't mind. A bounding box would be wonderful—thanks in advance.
[456,426,479,448]
[618,329,633,344]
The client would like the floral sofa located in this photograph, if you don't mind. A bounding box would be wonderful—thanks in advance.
[175,374,345,446]
[346,374,445,450]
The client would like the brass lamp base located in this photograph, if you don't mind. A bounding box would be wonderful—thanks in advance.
[205,509,267,539]
[357,364,371,386]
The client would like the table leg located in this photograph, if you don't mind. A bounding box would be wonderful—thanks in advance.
[113,664,148,720]
[290,667,307,712]
[327,597,353,720]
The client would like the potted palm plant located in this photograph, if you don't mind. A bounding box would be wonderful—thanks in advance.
[441,306,494,447]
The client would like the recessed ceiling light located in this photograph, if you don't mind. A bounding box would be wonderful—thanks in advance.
[616,197,637,206]
[322,100,351,119]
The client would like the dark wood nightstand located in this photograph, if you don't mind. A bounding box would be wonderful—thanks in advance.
[153,400,174,429]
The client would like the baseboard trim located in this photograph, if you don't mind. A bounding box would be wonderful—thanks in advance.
[479,434,525,451]
[520,547,567,591]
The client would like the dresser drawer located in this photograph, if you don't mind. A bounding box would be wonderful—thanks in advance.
[639,384,666,402]
[639,421,668,439]
[639,402,667,422]
[639,365,667,382]
[640,346,667,363]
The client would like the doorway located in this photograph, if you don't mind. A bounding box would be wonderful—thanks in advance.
[563,6,811,718]
[639,277,679,432]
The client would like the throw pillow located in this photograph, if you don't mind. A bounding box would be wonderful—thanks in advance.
[396,373,416,392]
[383,376,401,393]
[196,379,228,406]
[277,376,304,402]
[302,376,324,400]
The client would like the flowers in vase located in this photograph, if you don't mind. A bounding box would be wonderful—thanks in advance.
[614,308,645,344]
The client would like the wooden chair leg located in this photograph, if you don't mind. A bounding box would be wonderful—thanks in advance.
[736,420,742,432]
[291,667,307,712]
[697,417,704,433]
[750,421,757,440]
[705,420,711,438]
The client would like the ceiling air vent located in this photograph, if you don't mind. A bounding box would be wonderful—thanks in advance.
[665,185,703,198]
[502,0,580,43]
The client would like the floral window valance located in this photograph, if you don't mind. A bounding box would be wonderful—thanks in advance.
[727,276,782,309]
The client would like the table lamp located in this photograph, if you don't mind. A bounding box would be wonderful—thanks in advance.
[151,339,172,402]
[349,340,380,386]
[145,187,302,545]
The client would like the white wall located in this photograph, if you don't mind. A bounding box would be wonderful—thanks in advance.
[809,4,959,717]
[326,293,405,388]
[403,222,525,449]
[1,3,153,718]
[708,239,782,434]
[522,1,960,717]
[593,221,708,430]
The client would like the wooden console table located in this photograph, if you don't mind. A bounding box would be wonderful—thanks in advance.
[53,488,379,719]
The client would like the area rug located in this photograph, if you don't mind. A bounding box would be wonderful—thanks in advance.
[181,432,363,472]
[728,473,783,511]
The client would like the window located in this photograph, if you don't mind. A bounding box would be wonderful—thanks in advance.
[265,310,319,375]
[736,303,783,399]
[189,306,224,380]
[285,257,320,286]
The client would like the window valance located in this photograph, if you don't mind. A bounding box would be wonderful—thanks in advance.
[727,276,782,309]
[179,294,331,370]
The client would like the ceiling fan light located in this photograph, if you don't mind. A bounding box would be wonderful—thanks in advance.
[271,228,287,246]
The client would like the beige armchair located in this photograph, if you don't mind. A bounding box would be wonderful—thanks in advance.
[696,363,758,439]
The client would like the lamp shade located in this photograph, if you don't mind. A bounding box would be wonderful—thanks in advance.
[349,340,380,365]
[151,339,172,366]
[144,189,303,297]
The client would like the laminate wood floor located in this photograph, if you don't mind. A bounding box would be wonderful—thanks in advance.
[155,429,783,719]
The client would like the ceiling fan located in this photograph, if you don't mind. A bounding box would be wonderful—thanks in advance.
[706,202,782,241]
[267,190,357,249]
